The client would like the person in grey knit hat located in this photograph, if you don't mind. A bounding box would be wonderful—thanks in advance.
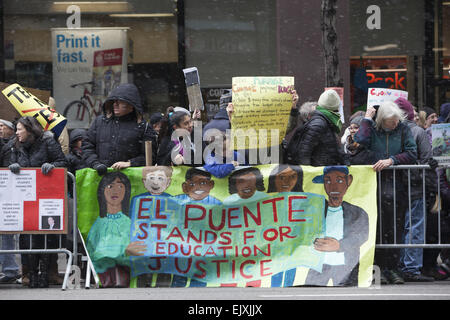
[288,89,345,166]
[0,119,15,139]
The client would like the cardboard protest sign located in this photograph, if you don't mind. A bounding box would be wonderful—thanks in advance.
[367,87,408,109]
[0,168,67,234]
[431,123,450,165]
[230,77,294,150]
[76,164,377,288]
[183,67,204,111]
[1,83,67,137]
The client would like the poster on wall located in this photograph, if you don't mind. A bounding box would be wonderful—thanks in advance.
[76,164,377,288]
[0,168,67,234]
[51,28,128,129]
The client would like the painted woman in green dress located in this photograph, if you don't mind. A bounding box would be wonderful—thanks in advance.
[86,171,146,287]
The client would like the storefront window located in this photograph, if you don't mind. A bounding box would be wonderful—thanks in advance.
[2,0,179,122]
[185,0,277,119]
[0,0,446,126]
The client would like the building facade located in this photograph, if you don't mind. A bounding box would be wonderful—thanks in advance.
[0,0,448,124]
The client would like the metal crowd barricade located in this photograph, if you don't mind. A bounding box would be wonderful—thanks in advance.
[376,164,450,249]
[0,171,97,290]
[65,171,99,289]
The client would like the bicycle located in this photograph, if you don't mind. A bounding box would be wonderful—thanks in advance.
[63,81,104,127]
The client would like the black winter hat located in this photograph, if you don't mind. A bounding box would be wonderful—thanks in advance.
[150,112,164,125]
[69,128,87,144]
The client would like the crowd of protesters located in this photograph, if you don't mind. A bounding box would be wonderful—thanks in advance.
[0,82,448,288]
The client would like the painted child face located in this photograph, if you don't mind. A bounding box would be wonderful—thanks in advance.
[104,177,126,208]
[182,175,214,200]
[274,167,298,192]
[143,170,170,195]
[235,172,257,199]
[323,171,352,207]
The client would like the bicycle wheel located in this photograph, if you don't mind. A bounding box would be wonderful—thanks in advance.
[63,100,91,128]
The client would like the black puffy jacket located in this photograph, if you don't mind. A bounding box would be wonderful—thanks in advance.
[66,128,88,174]
[295,111,344,166]
[82,84,158,167]
[1,132,67,168]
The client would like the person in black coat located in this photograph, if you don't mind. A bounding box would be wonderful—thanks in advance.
[294,90,345,166]
[82,83,157,175]
[1,116,67,288]
[66,128,88,175]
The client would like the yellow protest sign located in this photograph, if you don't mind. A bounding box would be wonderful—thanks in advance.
[231,77,294,150]
[2,83,67,136]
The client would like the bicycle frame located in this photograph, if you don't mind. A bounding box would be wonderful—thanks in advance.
[80,86,103,117]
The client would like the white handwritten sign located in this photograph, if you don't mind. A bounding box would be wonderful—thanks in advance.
[367,88,408,108]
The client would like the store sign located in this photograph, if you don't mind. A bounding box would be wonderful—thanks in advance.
[366,71,406,90]
[51,28,128,129]
[201,87,231,121]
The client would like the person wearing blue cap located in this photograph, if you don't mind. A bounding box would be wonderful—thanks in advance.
[304,166,369,286]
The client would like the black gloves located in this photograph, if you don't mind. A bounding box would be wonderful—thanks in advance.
[428,158,439,171]
[41,163,55,175]
[8,163,20,174]
[93,163,108,175]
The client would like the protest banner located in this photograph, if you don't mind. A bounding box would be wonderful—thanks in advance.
[51,28,128,129]
[0,168,67,234]
[76,164,377,288]
[431,123,450,164]
[0,82,51,124]
[230,77,294,150]
[367,87,408,108]
[1,83,67,138]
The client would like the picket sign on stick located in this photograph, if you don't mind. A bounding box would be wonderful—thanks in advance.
[145,141,152,166]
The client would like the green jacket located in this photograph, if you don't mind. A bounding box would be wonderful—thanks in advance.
[354,118,417,165]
